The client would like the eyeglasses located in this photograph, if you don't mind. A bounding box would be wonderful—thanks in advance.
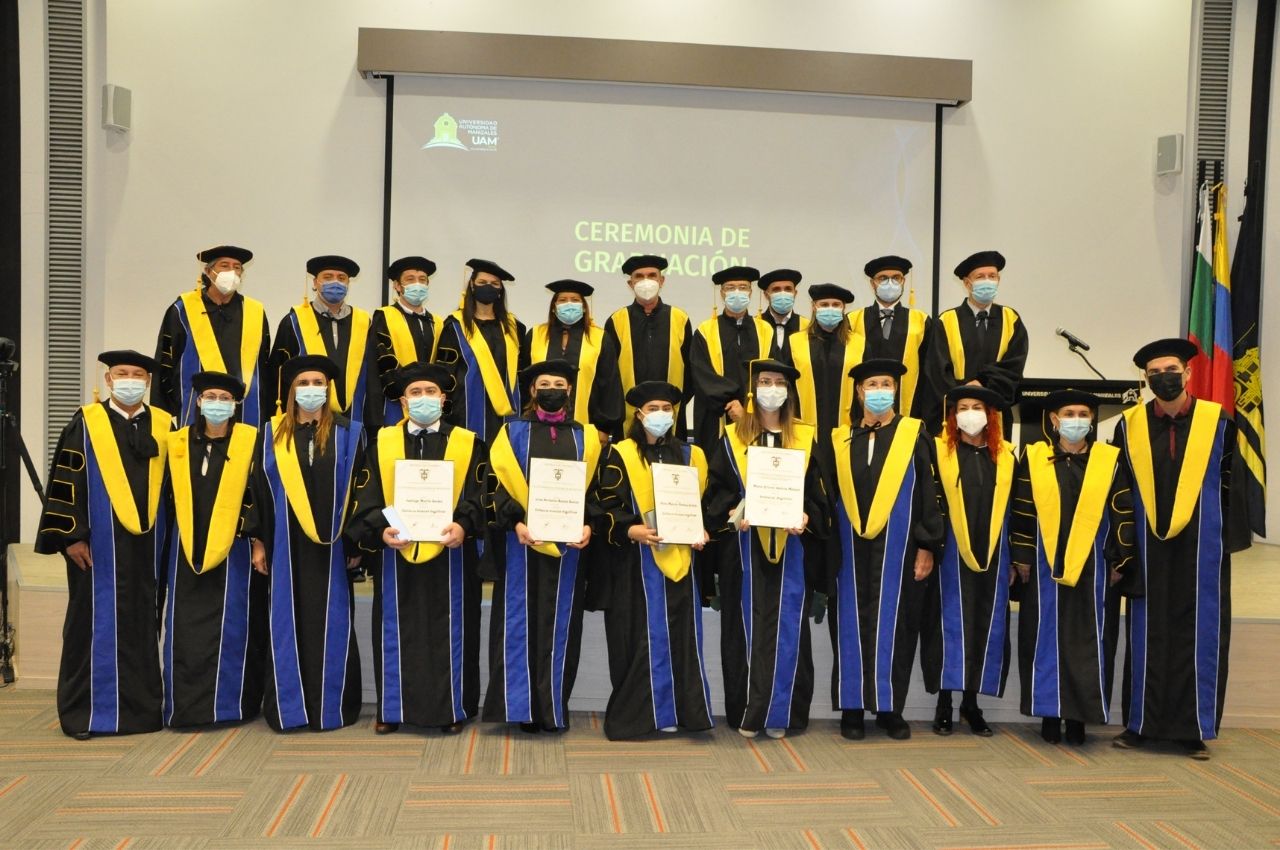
[873,274,905,284]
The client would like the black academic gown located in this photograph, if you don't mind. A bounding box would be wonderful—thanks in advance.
[1010,441,1134,725]
[437,315,527,445]
[920,441,1013,698]
[161,423,266,727]
[598,439,715,740]
[689,313,767,452]
[826,418,943,714]
[605,301,693,439]
[858,303,934,419]
[922,302,1028,435]
[482,419,605,730]
[366,303,438,428]
[518,320,625,437]
[154,288,272,424]
[36,402,169,737]
[245,418,364,731]
[704,430,828,732]
[269,303,369,422]
[793,326,849,442]
[349,421,487,727]
[1112,399,1234,741]
[759,310,806,359]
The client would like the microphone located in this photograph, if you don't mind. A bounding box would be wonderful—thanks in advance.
[1056,327,1090,351]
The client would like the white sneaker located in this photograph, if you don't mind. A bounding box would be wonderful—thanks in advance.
[658,726,678,733]
[765,728,787,739]
[738,727,759,738]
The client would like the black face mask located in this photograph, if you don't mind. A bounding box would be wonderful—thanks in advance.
[1147,371,1185,402]
[472,285,502,305]
[536,389,569,413]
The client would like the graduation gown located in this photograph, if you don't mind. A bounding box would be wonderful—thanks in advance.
[849,304,933,419]
[826,417,943,714]
[1010,440,1134,725]
[922,302,1028,433]
[598,439,714,739]
[689,314,773,451]
[245,415,364,731]
[604,301,692,435]
[482,418,604,728]
[921,437,1015,697]
[785,326,859,440]
[520,320,624,437]
[161,422,266,727]
[437,312,526,445]
[347,421,488,727]
[269,302,373,425]
[36,401,171,737]
[1112,398,1233,741]
[154,288,272,425]
[367,303,439,427]
[704,423,828,731]
[759,311,809,359]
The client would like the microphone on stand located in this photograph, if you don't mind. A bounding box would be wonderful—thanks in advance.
[1056,327,1091,351]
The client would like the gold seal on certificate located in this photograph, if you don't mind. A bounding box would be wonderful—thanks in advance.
[650,462,703,545]
[392,459,455,542]
[525,457,588,543]
[744,446,805,529]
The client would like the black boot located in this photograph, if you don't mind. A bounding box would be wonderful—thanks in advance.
[932,691,954,736]
[959,691,992,737]
[840,709,865,741]
[875,712,911,740]
[1040,717,1061,744]
[1064,719,1085,746]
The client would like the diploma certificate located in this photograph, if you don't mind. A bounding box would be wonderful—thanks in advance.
[744,446,805,530]
[393,459,454,542]
[525,457,588,544]
[650,462,704,546]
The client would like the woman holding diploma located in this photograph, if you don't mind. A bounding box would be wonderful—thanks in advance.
[598,380,714,740]
[349,362,488,735]
[921,385,1016,737]
[705,358,827,740]
[483,359,604,733]
[826,359,943,742]
[245,354,365,732]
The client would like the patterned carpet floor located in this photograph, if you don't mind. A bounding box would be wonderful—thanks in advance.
[1,689,1277,849]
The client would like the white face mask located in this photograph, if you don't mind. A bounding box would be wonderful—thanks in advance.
[213,270,241,295]
[632,279,660,301]
[755,385,789,412]
[955,408,988,436]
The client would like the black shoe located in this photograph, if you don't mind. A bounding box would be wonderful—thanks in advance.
[876,712,911,740]
[1112,729,1144,749]
[840,710,865,741]
[1064,720,1085,746]
[519,722,540,734]
[440,722,465,735]
[542,723,567,734]
[374,721,399,734]
[1179,739,1210,760]
[960,705,992,737]
[1041,717,1062,744]
[932,708,954,736]
[73,731,91,741]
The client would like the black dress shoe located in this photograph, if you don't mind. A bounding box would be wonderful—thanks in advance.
[1179,739,1210,760]
[959,705,993,737]
[876,712,911,740]
[374,721,399,734]
[1040,717,1062,744]
[541,724,567,734]
[73,731,91,741]
[519,722,541,734]
[932,709,954,736]
[1112,728,1144,749]
[440,722,465,735]
[840,710,865,741]
[1064,720,1085,746]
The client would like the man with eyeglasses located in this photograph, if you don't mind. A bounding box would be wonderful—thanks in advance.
[851,255,934,418]
[1109,337,1245,760]
[922,250,1028,435]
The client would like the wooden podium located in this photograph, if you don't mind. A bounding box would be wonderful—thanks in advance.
[1015,377,1142,445]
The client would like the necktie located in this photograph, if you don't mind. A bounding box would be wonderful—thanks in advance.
[880,309,894,340]
[976,311,989,334]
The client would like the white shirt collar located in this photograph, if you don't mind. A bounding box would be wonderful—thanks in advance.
[313,299,353,320]
[108,399,146,420]
[406,419,441,435]
[396,300,428,316]
[966,299,994,316]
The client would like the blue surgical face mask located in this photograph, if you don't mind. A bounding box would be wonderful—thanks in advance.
[875,280,904,304]
[111,378,147,406]
[295,385,328,412]
[642,410,674,438]
[724,291,751,313]
[407,394,443,425]
[401,283,429,307]
[863,388,895,415]
[319,281,348,305]
[200,399,236,425]
[769,292,796,314]
[970,280,999,305]
[815,306,845,330]
[555,302,584,325]
[1057,417,1092,442]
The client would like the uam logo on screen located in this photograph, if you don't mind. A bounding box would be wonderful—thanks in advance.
[422,113,499,152]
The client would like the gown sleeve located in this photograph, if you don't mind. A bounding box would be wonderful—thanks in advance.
[975,309,1029,402]
[1009,447,1037,567]
[35,413,91,554]
[152,301,184,413]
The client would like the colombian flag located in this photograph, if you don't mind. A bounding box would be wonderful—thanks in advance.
[1188,183,1234,413]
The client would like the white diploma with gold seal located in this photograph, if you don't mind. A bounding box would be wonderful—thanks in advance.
[391,459,454,542]
[525,457,588,544]
[650,462,703,545]
[744,446,805,529]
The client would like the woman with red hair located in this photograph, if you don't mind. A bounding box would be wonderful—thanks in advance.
[921,385,1016,737]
